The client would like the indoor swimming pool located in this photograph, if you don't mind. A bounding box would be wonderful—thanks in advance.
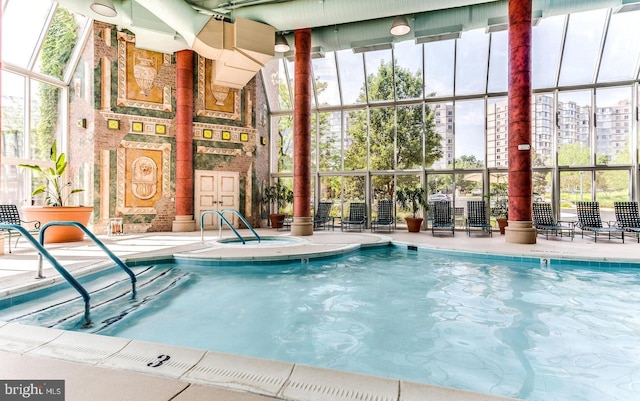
[1,245,639,401]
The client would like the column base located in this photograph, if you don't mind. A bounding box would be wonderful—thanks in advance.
[172,215,196,232]
[505,220,537,244]
[291,216,313,236]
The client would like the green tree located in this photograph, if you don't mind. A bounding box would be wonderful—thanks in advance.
[35,7,78,160]
[343,60,442,195]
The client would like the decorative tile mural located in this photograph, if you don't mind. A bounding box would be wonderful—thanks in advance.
[117,32,172,112]
[196,57,241,120]
[117,141,171,215]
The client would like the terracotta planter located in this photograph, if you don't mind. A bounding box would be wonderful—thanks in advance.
[497,217,508,235]
[405,217,424,233]
[269,213,285,229]
[22,206,94,243]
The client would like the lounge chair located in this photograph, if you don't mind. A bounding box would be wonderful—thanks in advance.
[341,202,367,232]
[575,201,624,242]
[371,199,395,232]
[614,201,640,243]
[313,201,335,230]
[431,201,454,236]
[0,204,41,253]
[532,202,574,240]
[465,200,492,237]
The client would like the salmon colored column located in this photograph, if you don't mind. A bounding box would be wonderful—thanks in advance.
[506,0,536,244]
[172,50,196,232]
[291,28,313,236]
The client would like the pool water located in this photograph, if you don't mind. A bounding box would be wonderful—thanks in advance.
[3,246,640,401]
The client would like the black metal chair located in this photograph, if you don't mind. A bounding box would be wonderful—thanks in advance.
[340,202,367,232]
[313,201,334,230]
[371,199,395,232]
[614,201,640,243]
[0,205,41,253]
[532,202,574,240]
[431,201,454,236]
[576,201,624,242]
[465,200,492,237]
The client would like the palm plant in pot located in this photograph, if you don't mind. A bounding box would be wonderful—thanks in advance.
[262,181,293,228]
[19,140,93,243]
[396,185,428,232]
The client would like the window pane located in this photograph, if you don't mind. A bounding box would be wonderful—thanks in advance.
[365,49,394,102]
[2,0,52,68]
[343,109,367,171]
[595,170,630,208]
[336,50,365,105]
[31,80,60,160]
[455,99,485,167]
[598,10,640,83]
[532,171,552,202]
[273,115,293,173]
[558,91,592,166]
[424,39,454,98]
[532,94,554,167]
[312,52,341,107]
[33,6,88,79]
[560,170,592,207]
[430,101,454,169]
[595,87,631,165]
[1,71,25,158]
[263,60,281,112]
[532,15,565,89]
[393,41,423,100]
[369,106,394,170]
[487,30,508,93]
[343,176,365,203]
[455,29,489,96]
[396,104,423,170]
[397,174,422,221]
[317,111,342,171]
[558,9,607,86]
[486,97,508,168]
[320,176,342,202]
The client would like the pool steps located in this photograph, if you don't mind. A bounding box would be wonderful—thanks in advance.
[3,265,190,333]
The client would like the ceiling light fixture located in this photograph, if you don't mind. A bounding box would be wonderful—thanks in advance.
[274,33,290,53]
[90,0,117,17]
[390,15,411,36]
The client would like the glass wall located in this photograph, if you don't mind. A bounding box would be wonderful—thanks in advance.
[265,5,640,224]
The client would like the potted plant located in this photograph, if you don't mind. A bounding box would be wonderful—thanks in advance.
[19,141,93,243]
[489,181,509,234]
[396,185,428,232]
[262,181,293,228]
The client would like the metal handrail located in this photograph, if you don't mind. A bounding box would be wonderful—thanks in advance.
[38,221,137,297]
[0,223,92,326]
[199,209,260,244]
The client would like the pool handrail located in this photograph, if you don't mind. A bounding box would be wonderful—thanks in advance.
[199,209,260,244]
[222,209,260,243]
[38,221,137,297]
[0,223,92,325]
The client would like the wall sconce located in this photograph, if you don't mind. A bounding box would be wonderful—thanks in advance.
[260,137,267,146]
[390,15,411,36]
[91,0,117,17]
[76,119,87,128]
[274,33,290,53]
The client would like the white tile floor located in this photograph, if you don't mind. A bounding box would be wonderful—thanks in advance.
[0,227,638,401]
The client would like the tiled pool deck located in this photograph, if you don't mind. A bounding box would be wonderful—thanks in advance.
[1,228,638,401]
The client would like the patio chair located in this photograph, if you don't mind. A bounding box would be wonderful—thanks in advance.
[532,202,574,240]
[575,201,624,243]
[340,202,367,232]
[313,201,335,230]
[614,201,640,243]
[465,200,492,237]
[371,199,395,232]
[0,204,41,253]
[431,201,455,236]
